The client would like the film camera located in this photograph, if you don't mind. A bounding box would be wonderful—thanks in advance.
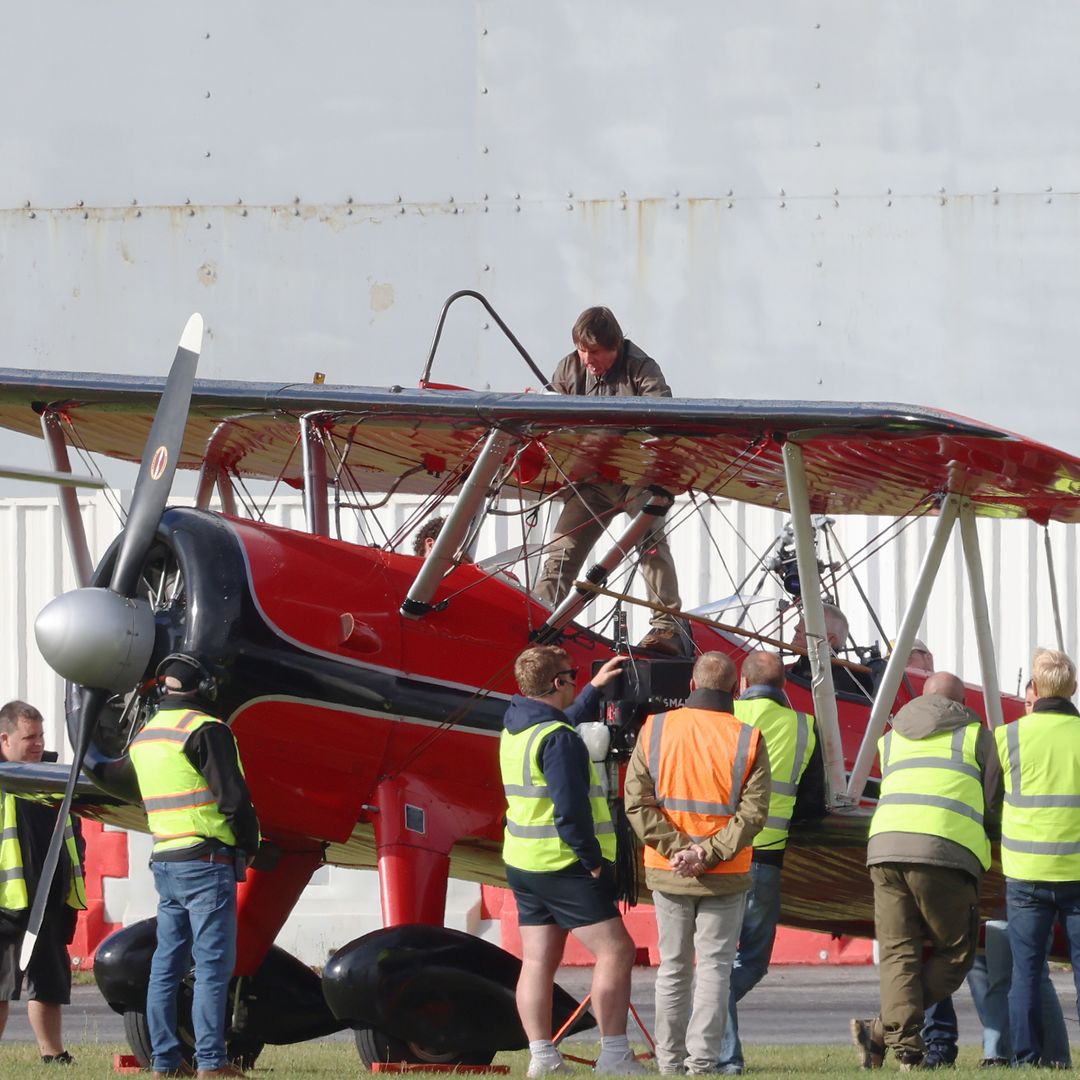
[589,657,694,758]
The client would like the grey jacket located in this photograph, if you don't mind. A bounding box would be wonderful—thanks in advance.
[867,693,1002,881]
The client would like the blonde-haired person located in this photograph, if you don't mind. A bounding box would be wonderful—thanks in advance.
[996,648,1080,1066]
[500,646,643,1077]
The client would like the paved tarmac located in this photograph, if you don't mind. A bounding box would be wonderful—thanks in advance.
[6,966,1078,1050]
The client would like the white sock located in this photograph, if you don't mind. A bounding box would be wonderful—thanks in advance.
[599,1035,630,1057]
[530,1040,562,1063]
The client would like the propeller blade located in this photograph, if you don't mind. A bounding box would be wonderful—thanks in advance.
[109,313,203,597]
[19,686,108,970]
[26,315,202,968]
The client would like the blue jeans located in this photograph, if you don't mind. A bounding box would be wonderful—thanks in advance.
[1006,878,1080,1067]
[147,859,238,1072]
[966,918,1070,1065]
[921,994,958,1063]
[716,861,782,1070]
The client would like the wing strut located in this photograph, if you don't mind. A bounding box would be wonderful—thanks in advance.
[39,413,95,588]
[960,502,1005,731]
[1043,526,1066,651]
[401,428,517,617]
[781,443,849,808]
[846,494,961,802]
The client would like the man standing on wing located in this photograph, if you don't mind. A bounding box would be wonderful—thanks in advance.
[130,656,261,1079]
[537,307,682,655]
[625,652,770,1075]
[501,646,643,1077]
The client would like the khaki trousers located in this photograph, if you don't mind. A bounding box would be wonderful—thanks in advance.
[536,483,681,629]
[652,889,746,1075]
[871,863,980,1056]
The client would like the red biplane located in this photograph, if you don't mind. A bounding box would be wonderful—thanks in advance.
[0,303,1073,1067]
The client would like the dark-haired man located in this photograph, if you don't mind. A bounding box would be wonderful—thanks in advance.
[537,307,682,654]
[501,645,643,1076]
[0,700,85,1065]
[130,657,260,1079]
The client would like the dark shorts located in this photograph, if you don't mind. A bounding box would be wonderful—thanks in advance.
[506,861,620,930]
[0,915,73,1004]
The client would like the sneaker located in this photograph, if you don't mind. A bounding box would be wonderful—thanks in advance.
[41,1052,76,1065]
[979,1061,1009,1070]
[922,1050,956,1069]
[638,628,682,657]
[898,1052,925,1072]
[850,1017,886,1069]
[527,1058,570,1078]
[717,1067,744,1076]
[594,1051,648,1075]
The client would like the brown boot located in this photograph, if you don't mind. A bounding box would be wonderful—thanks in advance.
[850,1017,886,1069]
[197,1067,246,1079]
[638,627,682,656]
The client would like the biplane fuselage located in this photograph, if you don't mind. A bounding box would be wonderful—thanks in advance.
[80,502,1025,972]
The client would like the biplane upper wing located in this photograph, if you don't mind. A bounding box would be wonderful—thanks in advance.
[2,369,1080,521]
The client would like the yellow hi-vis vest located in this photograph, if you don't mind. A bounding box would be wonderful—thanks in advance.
[0,793,86,912]
[130,708,241,855]
[734,697,815,852]
[996,711,1080,881]
[869,724,990,870]
[501,720,616,872]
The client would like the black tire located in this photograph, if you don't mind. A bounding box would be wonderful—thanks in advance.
[353,1027,495,1069]
[122,1008,264,1071]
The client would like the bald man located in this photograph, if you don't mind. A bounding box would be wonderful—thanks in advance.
[851,673,1001,1071]
[625,653,770,1075]
[716,651,826,1075]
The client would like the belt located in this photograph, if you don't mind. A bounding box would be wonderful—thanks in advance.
[196,852,236,866]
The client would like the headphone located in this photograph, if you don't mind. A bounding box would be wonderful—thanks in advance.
[155,653,219,702]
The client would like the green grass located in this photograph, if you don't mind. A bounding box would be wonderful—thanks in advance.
[0,1042,1020,1078]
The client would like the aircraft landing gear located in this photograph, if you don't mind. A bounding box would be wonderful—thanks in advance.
[353,1027,494,1069]
[95,919,346,1067]
[122,1005,264,1072]
[323,924,594,1067]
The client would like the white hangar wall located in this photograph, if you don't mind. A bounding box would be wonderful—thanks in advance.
[3,3,1080,466]
[0,492,1072,961]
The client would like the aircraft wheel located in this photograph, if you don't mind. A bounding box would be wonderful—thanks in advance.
[122,1008,264,1071]
[353,1026,495,1068]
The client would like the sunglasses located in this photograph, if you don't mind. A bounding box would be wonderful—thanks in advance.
[554,668,579,682]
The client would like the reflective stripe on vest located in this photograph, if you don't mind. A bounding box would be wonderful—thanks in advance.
[996,712,1080,880]
[500,719,615,872]
[0,793,86,911]
[869,724,990,870]
[735,697,815,850]
[641,707,760,875]
[130,708,240,854]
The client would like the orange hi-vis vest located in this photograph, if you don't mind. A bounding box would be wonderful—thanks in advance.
[640,706,761,875]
